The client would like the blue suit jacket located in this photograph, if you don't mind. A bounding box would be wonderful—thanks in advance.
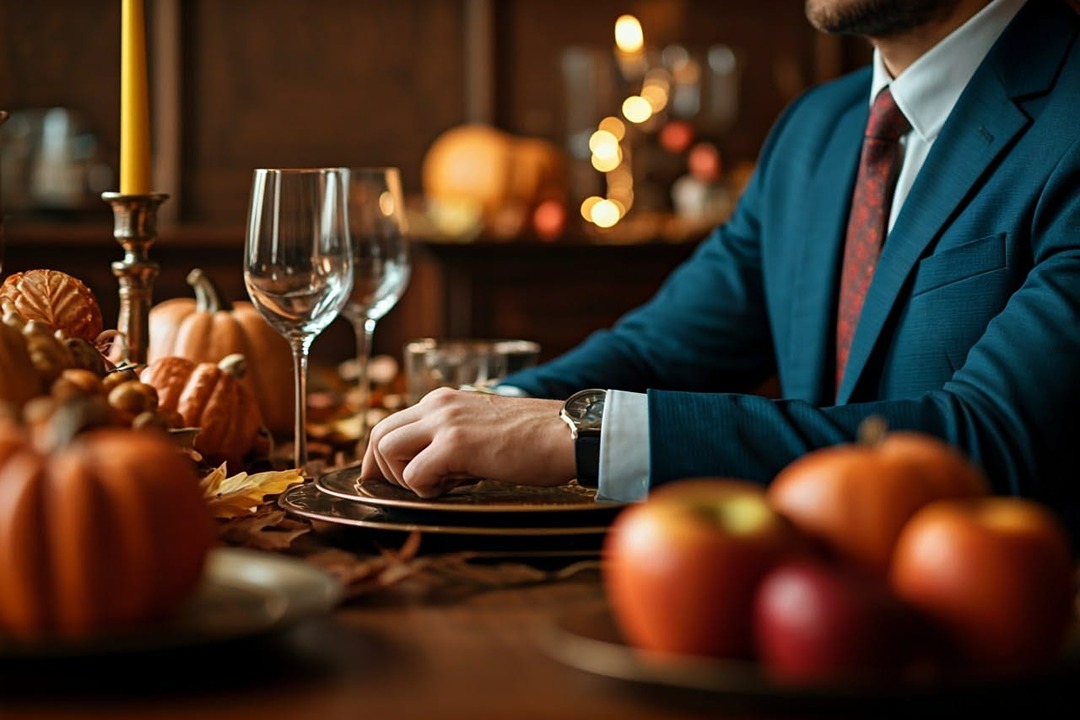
[502,0,1080,535]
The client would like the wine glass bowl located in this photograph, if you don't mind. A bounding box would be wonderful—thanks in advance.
[341,167,411,446]
[244,167,353,471]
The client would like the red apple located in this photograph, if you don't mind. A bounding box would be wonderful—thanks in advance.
[602,478,809,660]
[753,558,933,685]
[889,496,1077,677]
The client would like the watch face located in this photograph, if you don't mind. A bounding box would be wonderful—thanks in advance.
[564,389,606,432]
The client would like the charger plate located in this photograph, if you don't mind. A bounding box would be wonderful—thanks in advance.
[314,465,624,518]
[281,481,612,537]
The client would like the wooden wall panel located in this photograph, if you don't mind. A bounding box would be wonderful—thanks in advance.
[0,1,120,153]
[180,0,467,225]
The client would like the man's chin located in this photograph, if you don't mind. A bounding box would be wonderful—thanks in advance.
[804,0,961,38]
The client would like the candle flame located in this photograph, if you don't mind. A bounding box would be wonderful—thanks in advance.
[614,15,644,53]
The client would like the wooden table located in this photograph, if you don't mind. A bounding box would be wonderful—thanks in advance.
[1,516,1076,719]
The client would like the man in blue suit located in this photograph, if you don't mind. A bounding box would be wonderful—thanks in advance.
[361,0,1080,536]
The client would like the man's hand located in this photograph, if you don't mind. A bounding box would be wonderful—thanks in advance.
[359,387,576,498]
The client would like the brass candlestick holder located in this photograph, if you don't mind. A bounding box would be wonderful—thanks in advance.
[102,191,169,365]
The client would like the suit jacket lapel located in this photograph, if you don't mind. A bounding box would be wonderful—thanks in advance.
[786,103,864,405]
[832,0,1076,403]
[836,79,1028,402]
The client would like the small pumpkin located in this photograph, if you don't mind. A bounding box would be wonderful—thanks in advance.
[140,353,264,472]
[147,269,294,438]
[0,413,215,641]
[0,269,104,343]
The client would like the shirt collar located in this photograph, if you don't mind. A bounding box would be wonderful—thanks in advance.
[870,0,1027,142]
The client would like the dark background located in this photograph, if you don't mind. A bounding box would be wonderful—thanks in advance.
[0,0,871,367]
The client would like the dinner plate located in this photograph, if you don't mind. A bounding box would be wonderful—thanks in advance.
[281,481,612,537]
[0,547,344,658]
[315,465,625,517]
[542,605,1080,704]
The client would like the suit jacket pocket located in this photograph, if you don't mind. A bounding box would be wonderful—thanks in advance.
[910,233,1006,297]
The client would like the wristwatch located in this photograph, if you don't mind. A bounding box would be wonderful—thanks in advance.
[559,388,607,488]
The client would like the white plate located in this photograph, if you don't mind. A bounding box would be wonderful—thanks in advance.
[0,547,344,658]
[316,465,625,516]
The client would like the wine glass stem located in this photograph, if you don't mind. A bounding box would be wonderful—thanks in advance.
[355,315,378,445]
[290,337,313,472]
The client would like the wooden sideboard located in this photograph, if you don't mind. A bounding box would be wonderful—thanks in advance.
[404,236,702,364]
[3,221,703,369]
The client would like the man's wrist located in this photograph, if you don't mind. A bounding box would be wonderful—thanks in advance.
[559,388,607,488]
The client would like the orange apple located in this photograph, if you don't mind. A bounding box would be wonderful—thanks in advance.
[767,424,988,576]
[889,496,1077,677]
[602,478,809,660]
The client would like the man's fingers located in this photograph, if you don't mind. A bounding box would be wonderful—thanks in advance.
[400,443,478,498]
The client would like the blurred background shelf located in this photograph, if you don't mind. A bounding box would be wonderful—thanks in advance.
[4,221,701,368]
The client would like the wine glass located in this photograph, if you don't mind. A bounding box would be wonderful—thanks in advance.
[243,167,353,471]
[341,166,411,446]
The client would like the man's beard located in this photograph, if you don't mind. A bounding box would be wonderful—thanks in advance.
[805,0,962,36]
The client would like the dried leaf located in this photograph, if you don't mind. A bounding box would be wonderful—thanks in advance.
[217,508,311,550]
[201,464,305,519]
[303,532,428,597]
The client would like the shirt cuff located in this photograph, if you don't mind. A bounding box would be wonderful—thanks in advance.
[597,390,650,503]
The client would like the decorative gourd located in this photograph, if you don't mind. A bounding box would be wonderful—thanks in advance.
[147,269,294,438]
[0,269,104,343]
[8,317,75,388]
[0,321,44,409]
[0,414,216,641]
[140,353,264,472]
[2,300,111,388]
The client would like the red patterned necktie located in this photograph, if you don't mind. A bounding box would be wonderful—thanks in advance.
[835,87,911,395]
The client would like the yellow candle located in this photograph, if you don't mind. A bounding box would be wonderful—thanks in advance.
[120,0,152,194]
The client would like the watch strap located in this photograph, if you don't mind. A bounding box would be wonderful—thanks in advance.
[574,432,601,488]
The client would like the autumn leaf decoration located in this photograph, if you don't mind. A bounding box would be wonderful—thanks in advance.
[200,463,305,519]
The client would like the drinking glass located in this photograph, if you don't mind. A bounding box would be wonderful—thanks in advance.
[341,167,411,445]
[244,167,353,471]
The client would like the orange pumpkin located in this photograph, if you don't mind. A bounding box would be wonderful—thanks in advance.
[0,419,215,641]
[147,268,294,438]
[140,353,264,472]
[766,418,989,577]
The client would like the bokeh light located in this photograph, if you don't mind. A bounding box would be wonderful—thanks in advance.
[590,199,622,228]
[598,116,626,141]
[622,95,653,123]
[580,195,603,222]
[614,15,644,53]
